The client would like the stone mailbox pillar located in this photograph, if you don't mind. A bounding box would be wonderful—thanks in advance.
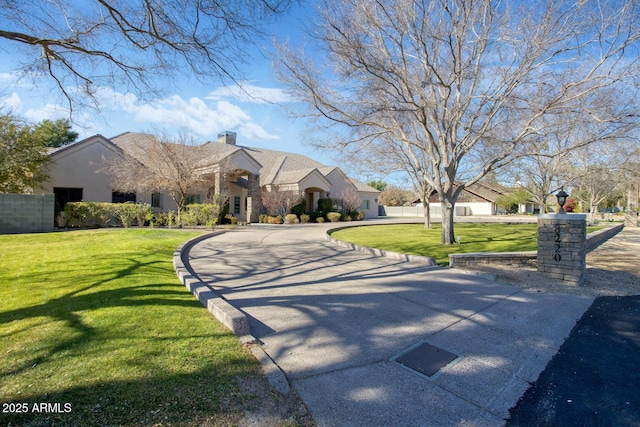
[537,213,587,285]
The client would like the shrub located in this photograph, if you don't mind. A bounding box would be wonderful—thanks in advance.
[326,212,341,222]
[112,203,139,228]
[225,214,238,225]
[273,215,283,224]
[357,211,366,220]
[318,198,334,214]
[63,202,118,228]
[90,203,115,227]
[316,216,325,223]
[63,202,95,227]
[135,204,153,226]
[154,211,177,228]
[290,199,307,217]
[180,209,199,227]
[259,214,268,223]
[300,213,310,224]
[63,202,153,228]
[285,214,299,224]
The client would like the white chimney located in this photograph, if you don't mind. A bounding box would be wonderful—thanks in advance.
[218,131,237,145]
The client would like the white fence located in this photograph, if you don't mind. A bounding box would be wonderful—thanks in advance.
[379,205,471,217]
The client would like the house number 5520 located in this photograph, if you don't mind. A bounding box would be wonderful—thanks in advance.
[554,224,562,262]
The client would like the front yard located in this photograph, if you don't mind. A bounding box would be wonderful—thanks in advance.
[0,229,308,426]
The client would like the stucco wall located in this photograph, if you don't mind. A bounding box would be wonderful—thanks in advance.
[34,136,118,203]
[0,193,54,233]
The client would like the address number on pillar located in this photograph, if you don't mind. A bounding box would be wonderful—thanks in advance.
[554,224,562,262]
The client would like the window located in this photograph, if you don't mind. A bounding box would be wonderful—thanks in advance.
[185,194,201,205]
[233,196,241,214]
[112,191,136,203]
[361,200,370,210]
[151,193,162,208]
[53,187,83,214]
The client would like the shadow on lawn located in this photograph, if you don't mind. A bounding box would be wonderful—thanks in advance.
[0,250,276,426]
[0,362,260,426]
[0,254,198,377]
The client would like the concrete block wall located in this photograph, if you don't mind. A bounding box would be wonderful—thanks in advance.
[0,193,55,234]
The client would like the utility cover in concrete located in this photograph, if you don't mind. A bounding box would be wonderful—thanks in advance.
[393,341,462,379]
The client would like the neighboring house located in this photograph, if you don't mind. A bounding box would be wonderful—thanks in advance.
[36,131,380,222]
[409,182,514,216]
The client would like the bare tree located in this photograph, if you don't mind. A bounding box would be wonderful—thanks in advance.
[276,0,640,244]
[335,186,362,215]
[261,185,303,216]
[568,143,629,224]
[1,0,291,111]
[104,133,214,222]
[378,185,412,207]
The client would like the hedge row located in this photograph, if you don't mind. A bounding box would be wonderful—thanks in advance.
[61,202,225,228]
[258,211,365,224]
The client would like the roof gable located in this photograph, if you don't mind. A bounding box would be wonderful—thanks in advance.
[48,134,120,159]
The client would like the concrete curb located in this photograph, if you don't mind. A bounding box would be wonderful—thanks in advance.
[173,231,291,394]
[325,225,439,267]
[173,231,251,337]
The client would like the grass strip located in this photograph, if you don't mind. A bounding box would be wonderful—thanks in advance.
[330,223,604,265]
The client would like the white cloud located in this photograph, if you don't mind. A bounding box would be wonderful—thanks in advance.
[95,87,280,141]
[207,83,295,104]
[24,103,69,122]
[0,92,23,112]
[238,122,281,141]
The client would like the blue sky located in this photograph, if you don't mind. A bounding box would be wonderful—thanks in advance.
[0,2,340,165]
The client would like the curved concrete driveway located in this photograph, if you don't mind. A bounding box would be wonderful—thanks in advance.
[183,222,593,426]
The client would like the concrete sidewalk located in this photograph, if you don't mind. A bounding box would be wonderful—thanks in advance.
[183,223,595,426]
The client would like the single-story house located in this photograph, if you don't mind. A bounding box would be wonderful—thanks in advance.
[410,181,538,216]
[36,131,380,222]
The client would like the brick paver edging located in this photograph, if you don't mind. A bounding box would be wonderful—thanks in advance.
[324,224,439,266]
[172,231,252,339]
[172,231,293,394]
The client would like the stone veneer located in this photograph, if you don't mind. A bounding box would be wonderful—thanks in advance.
[537,213,587,285]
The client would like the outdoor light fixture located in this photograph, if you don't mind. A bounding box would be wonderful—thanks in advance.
[556,187,569,213]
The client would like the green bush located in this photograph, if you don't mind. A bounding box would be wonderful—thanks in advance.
[316,216,325,223]
[112,203,139,228]
[326,212,341,222]
[300,213,310,224]
[285,214,299,224]
[63,202,98,227]
[64,202,117,228]
[63,202,152,228]
[318,198,334,214]
[290,199,307,217]
[136,204,153,226]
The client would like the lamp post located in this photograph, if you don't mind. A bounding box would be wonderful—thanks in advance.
[556,187,569,214]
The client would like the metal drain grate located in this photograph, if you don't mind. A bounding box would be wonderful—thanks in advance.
[392,341,462,380]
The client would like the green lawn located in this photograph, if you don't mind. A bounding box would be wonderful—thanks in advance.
[330,223,603,265]
[0,229,270,426]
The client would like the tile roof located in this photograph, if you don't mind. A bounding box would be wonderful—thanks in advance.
[109,132,380,193]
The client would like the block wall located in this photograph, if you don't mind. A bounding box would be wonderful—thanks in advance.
[0,193,55,234]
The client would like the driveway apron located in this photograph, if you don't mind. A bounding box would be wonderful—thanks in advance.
[186,224,593,426]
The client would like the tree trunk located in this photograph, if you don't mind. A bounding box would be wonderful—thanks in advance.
[441,201,455,245]
[422,198,432,229]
